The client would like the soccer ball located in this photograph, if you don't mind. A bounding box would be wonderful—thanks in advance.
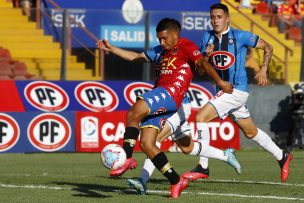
[100,144,127,170]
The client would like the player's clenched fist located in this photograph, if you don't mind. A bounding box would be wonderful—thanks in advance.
[96,39,112,51]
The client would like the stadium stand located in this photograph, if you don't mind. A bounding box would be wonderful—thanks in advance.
[287,26,302,43]
[0,61,13,79]
[0,0,98,80]
[254,1,268,14]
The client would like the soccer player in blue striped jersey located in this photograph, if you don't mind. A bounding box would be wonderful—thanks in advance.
[183,3,292,183]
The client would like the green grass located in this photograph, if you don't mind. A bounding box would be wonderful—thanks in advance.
[0,149,303,202]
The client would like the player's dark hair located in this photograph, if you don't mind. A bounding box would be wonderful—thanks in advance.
[210,3,229,16]
[156,18,181,33]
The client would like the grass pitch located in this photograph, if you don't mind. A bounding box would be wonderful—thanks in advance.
[0,149,303,202]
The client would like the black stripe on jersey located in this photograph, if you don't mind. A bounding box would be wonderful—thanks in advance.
[221,33,230,82]
[212,36,222,78]
[253,35,260,48]
[144,51,153,62]
[196,142,202,156]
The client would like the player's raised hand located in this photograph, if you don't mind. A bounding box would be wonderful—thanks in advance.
[96,39,112,51]
[255,67,268,86]
[218,80,233,94]
[206,44,214,57]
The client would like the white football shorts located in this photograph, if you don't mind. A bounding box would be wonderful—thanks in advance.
[166,99,192,141]
[209,89,250,122]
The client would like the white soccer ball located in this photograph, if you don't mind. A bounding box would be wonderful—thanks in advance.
[100,144,127,170]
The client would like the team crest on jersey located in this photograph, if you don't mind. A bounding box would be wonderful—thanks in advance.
[172,47,178,55]
[209,51,235,70]
[193,50,201,56]
[159,118,167,131]
[154,107,166,115]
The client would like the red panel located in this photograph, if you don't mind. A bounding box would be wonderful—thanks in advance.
[188,110,240,150]
[75,110,240,152]
[0,80,25,112]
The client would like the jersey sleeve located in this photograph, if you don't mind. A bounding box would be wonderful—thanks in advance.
[144,45,162,63]
[238,30,259,48]
[184,41,203,65]
[200,32,209,56]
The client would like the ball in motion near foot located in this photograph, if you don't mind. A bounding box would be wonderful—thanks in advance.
[100,144,127,170]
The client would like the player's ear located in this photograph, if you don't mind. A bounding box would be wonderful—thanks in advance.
[172,31,179,39]
[225,16,230,24]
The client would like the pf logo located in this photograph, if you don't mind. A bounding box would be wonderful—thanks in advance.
[124,82,153,105]
[24,81,69,112]
[27,113,71,152]
[209,51,235,70]
[0,114,20,152]
[187,83,213,111]
[75,82,119,112]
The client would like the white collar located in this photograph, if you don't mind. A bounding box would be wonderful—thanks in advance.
[215,27,230,40]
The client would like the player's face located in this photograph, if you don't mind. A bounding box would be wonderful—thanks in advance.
[157,30,178,50]
[210,8,229,34]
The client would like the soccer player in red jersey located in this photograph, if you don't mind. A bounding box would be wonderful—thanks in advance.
[97,18,233,198]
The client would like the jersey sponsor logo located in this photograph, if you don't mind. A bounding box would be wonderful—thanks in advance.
[75,82,119,112]
[0,114,20,152]
[124,82,153,106]
[24,81,69,112]
[209,51,235,70]
[161,57,177,69]
[187,83,213,110]
[27,113,71,152]
[154,107,166,115]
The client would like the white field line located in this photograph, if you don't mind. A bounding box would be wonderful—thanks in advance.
[201,179,304,187]
[0,183,68,190]
[0,182,304,201]
[147,190,304,201]
[2,173,304,187]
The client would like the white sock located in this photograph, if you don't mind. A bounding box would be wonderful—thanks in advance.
[252,128,283,160]
[192,123,228,162]
[140,142,161,184]
[199,157,209,169]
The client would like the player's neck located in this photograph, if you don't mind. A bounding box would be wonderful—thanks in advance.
[215,26,230,39]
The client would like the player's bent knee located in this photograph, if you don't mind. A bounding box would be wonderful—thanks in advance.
[180,146,192,155]
[195,113,208,123]
[139,140,151,152]
[126,110,143,125]
[244,129,258,139]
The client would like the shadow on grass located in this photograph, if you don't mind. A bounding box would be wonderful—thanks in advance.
[53,181,128,198]
[53,177,169,199]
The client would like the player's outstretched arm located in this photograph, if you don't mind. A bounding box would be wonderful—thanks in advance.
[96,39,148,63]
[196,58,233,93]
[254,38,273,86]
